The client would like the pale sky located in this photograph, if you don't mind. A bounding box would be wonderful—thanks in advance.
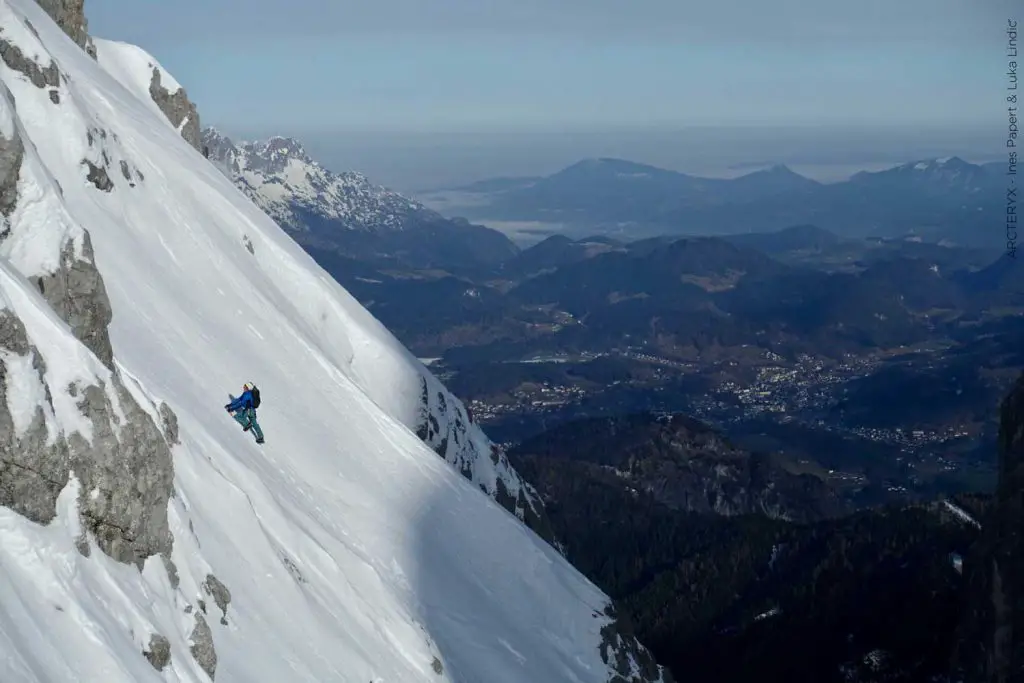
[87,0,1017,132]
[85,0,1017,188]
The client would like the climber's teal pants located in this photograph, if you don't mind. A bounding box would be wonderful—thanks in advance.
[232,407,264,441]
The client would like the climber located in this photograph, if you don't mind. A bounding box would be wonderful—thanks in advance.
[225,382,264,444]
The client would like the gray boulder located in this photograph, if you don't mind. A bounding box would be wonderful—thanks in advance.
[188,613,217,679]
[142,633,171,671]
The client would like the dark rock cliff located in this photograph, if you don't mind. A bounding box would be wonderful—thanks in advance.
[952,372,1024,681]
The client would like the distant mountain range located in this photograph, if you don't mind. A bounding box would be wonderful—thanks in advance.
[202,130,1006,266]
[324,222,1019,366]
[201,128,517,269]
[196,128,1020,370]
[422,156,1006,247]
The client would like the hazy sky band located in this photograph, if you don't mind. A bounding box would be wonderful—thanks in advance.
[89,0,1015,133]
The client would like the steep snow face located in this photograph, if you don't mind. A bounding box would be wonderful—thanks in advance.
[99,53,543,529]
[0,2,667,682]
[202,128,444,234]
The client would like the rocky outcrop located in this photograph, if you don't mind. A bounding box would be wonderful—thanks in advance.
[189,613,217,679]
[0,307,175,567]
[148,69,202,153]
[83,159,113,191]
[33,0,97,58]
[951,372,1024,681]
[159,402,179,444]
[0,101,173,567]
[0,86,114,368]
[598,603,674,683]
[413,375,558,547]
[0,107,23,223]
[143,633,171,671]
[202,573,232,625]
[491,454,559,547]
[0,33,61,89]
[33,232,114,368]
[163,555,180,590]
[80,125,143,194]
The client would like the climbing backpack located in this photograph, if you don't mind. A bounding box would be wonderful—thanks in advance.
[251,386,261,409]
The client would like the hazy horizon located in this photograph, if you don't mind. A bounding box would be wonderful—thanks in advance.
[208,123,1000,194]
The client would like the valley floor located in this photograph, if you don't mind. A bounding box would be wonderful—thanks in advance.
[433,339,1007,507]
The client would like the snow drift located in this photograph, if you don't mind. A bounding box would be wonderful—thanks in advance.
[0,1,668,681]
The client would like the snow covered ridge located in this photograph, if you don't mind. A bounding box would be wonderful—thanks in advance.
[202,127,436,234]
[200,128,518,269]
[0,1,670,681]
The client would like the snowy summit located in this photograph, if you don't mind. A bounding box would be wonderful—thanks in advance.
[202,129,428,235]
[0,1,669,681]
[202,128,517,269]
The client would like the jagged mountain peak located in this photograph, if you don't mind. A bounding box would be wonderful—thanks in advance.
[201,126,429,233]
[204,129,342,180]
[200,126,518,268]
[245,134,317,170]
[204,129,318,177]
[848,155,989,195]
[253,134,309,158]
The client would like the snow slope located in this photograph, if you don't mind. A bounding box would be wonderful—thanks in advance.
[0,2,666,682]
[94,38,182,96]
[94,48,544,531]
